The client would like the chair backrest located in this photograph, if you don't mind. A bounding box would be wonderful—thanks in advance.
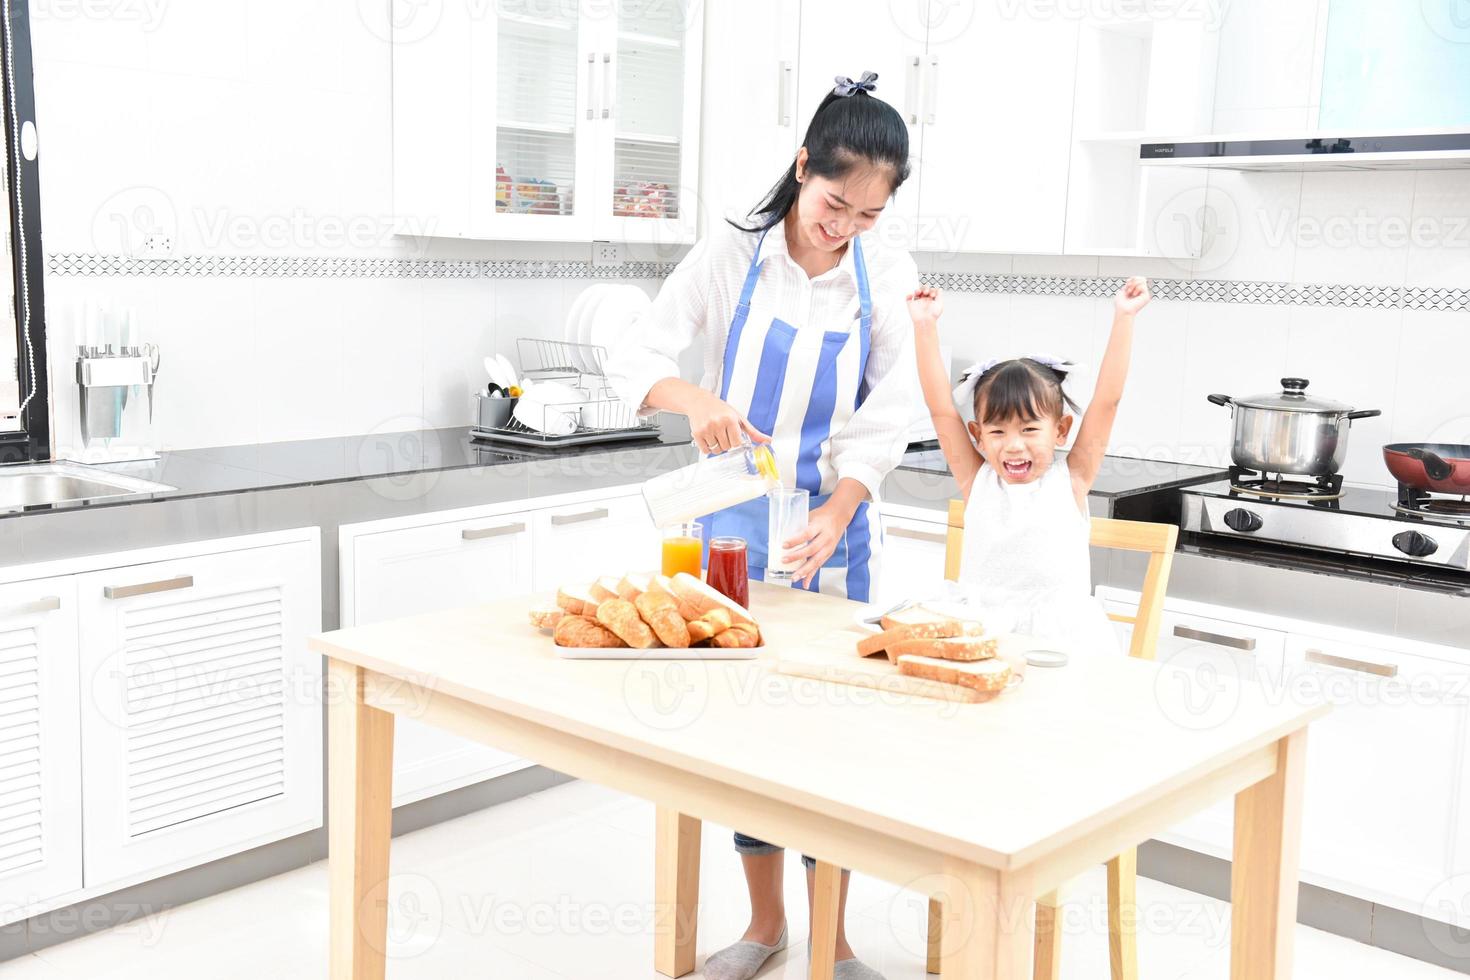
[943,498,1178,661]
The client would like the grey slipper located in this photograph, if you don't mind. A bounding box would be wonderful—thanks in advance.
[833,958,886,979]
[702,925,788,980]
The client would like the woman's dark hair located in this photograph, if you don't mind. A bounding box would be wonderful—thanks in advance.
[732,77,911,232]
[972,359,1080,425]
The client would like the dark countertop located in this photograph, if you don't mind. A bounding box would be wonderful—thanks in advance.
[0,423,1224,521]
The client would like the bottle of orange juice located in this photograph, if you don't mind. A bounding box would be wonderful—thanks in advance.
[660,522,704,578]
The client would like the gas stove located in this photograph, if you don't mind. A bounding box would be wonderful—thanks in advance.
[1181,480,1470,571]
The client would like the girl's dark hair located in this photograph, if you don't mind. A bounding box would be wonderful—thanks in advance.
[731,78,911,233]
[972,359,1080,425]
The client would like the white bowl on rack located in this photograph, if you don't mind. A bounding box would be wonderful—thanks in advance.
[515,382,586,436]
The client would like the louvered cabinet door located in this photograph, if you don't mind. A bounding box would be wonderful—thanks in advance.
[75,534,322,889]
[0,578,81,922]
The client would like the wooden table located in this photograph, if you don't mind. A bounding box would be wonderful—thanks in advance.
[311,582,1326,980]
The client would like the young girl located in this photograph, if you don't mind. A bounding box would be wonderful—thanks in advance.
[908,277,1152,654]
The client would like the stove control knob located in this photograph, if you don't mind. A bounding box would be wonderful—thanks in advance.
[1223,508,1263,533]
[1392,530,1438,558]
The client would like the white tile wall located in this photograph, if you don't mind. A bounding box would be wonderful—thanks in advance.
[28,0,1470,496]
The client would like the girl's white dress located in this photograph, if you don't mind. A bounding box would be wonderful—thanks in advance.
[958,457,1119,656]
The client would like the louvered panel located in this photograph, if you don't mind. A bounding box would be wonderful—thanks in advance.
[613,37,683,219]
[120,586,287,839]
[495,10,579,215]
[0,626,42,881]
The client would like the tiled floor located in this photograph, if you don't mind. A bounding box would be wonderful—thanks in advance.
[4,780,1463,979]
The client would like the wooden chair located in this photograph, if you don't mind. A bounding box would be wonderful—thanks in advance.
[917,499,1178,978]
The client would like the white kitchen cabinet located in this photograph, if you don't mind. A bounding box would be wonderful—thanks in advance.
[341,502,536,807]
[1283,632,1470,926]
[697,0,802,229]
[873,512,948,609]
[530,490,661,592]
[340,487,657,806]
[0,579,81,925]
[1100,590,1287,858]
[794,0,926,251]
[917,8,1080,254]
[392,0,704,245]
[74,533,322,890]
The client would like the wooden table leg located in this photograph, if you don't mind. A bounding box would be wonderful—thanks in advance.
[937,862,1034,979]
[1107,849,1139,980]
[329,660,396,980]
[926,897,944,975]
[655,807,702,977]
[810,861,842,980]
[1033,890,1063,980]
[1230,729,1307,980]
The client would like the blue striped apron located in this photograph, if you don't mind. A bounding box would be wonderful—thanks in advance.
[699,229,882,602]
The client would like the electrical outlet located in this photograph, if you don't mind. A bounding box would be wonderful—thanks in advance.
[591,242,622,267]
[137,234,174,259]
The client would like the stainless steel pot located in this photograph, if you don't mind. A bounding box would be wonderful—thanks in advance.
[1207,378,1381,476]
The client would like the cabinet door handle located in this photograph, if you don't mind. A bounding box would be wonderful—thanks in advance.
[1305,648,1397,678]
[777,60,793,126]
[601,52,613,120]
[0,595,61,618]
[904,55,921,124]
[461,521,526,541]
[103,575,194,600]
[585,51,597,120]
[1173,624,1256,652]
[924,54,939,125]
[550,507,610,526]
[887,526,946,545]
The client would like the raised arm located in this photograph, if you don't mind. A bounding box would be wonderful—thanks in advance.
[907,287,983,497]
[1068,276,1151,502]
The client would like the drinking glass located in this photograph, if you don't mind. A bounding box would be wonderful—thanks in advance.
[660,522,703,578]
[765,488,809,582]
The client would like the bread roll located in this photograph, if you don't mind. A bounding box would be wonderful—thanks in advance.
[595,598,658,649]
[556,584,600,616]
[634,590,691,648]
[528,605,565,630]
[553,614,625,648]
[671,573,756,626]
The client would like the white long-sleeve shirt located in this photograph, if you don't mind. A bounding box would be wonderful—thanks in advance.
[605,221,921,501]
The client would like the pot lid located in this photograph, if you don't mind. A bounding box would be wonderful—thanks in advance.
[1233,378,1354,414]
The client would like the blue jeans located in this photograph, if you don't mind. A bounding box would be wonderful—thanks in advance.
[733,831,816,870]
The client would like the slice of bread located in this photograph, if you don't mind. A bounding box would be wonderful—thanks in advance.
[856,620,985,659]
[528,605,565,630]
[650,574,702,621]
[555,583,600,616]
[887,635,998,664]
[589,576,621,603]
[671,572,755,626]
[897,655,1011,693]
[617,572,653,601]
[880,604,954,631]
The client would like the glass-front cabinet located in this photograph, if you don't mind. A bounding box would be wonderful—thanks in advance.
[393,0,703,245]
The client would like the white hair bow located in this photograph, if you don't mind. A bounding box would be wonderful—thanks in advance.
[951,353,1081,419]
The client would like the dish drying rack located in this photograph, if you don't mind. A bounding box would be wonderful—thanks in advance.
[470,338,662,449]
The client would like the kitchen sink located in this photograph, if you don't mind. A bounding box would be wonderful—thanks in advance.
[0,461,175,510]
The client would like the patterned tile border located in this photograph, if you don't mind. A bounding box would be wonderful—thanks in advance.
[46,252,1470,312]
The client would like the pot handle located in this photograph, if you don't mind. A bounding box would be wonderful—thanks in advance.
[1207,394,1232,407]
[1407,447,1454,481]
[1345,409,1381,422]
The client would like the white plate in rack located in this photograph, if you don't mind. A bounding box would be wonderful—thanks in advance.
[565,285,605,374]
[587,285,651,362]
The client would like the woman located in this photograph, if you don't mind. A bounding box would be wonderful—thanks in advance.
[607,71,914,980]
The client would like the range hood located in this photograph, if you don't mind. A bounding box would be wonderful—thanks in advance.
[1138,129,1470,172]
